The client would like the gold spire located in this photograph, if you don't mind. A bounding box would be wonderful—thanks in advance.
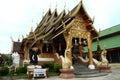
[64,2,66,9]
[30,19,33,32]
[92,16,95,24]
[42,9,44,18]
[22,35,24,39]
[55,2,57,9]
[10,36,14,42]
[30,26,33,32]
[49,3,51,9]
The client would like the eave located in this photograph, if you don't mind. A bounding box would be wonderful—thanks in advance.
[52,9,66,26]
[43,10,66,41]
[27,9,52,39]
[34,8,52,33]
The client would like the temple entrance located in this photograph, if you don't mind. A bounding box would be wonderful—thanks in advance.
[72,38,79,54]
[53,34,66,56]
[72,38,88,56]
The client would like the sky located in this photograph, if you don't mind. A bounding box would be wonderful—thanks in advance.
[0,0,120,54]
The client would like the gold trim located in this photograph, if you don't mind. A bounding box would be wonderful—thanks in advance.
[52,9,65,26]
[31,27,55,47]
[70,1,82,17]
[51,19,75,40]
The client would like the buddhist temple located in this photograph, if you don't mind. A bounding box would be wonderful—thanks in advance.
[20,1,98,69]
[12,1,113,78]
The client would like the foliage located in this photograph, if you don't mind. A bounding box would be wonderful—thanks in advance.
[16,66,27,74]
[42,62,62,73]
[9,64,28,76]
[0,66,9,76]
[7,54,13,66]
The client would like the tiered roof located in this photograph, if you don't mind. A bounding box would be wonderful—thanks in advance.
[24,1,98,46]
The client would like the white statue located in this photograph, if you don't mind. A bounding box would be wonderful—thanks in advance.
[12,52,20,72]
[100,48,108,65]
[60,49,73,69]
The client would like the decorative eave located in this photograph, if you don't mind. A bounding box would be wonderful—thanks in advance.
[27,9,52,40]
[70,1,82,18]
[26,9,58,45]
[69,0,98,38]
[42,9,66,41]
[52,9,66,26]
[50,19,75,40]
[31,27,55,47]
[24,0,99,46]
[51,0,98,39]
[44,8,58,33]
[34,8,52,33]
[42,8,57,27]
[27,8,51,39]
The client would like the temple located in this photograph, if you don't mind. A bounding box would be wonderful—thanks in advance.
[12,1,112,78]
[20,1,98,69]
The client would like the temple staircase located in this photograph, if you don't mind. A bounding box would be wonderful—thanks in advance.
[73,61,108,78]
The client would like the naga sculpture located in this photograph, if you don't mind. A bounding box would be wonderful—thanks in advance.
[60,32,73,69]
[93,48,108,66]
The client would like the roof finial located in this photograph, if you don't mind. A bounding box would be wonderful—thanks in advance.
[18,35,20,42]
[55,2,57,9]
[92,16,95,24]
[64,2,66,9]
[80,0,82,3]
[30,26,33,32]
[22,35,24,39]
[10,36,14,42]
[30,19,33,32]
[36,23,38,27]
[49,3,51,9]
[42,9,44,18]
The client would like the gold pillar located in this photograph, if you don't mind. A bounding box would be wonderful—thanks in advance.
[63,32,72,68]
[87,34,95,69]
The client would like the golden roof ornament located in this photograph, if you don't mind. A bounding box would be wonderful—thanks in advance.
[30,19,33,32]
[30,26,33,32]
[55,2,57,9]
[64,2,66,10]
[42,9,44,18]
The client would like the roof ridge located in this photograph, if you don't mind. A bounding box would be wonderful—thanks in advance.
[99,24,120,37]
[101,24,120,31]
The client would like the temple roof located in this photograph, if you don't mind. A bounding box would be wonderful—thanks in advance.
[49,1,98,39]
[27,9,52,39]
[91,24,120,51]
[24,1,98,46]
[99,24,120,38]
[12,41,22,53]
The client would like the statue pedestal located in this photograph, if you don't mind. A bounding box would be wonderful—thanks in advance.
[97,65,112,73]
[59,69,75,79]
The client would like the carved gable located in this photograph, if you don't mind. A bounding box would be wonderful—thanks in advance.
[68,17,90,39]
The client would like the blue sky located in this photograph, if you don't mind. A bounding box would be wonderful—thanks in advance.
[0,0,120,54]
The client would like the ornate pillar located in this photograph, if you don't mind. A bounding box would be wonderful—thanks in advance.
[87,34,95,69]
[64,34,72,67]
[59,32,75,79]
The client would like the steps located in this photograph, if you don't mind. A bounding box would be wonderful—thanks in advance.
[73,62,108,78]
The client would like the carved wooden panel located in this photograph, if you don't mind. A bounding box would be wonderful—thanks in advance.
[69,18,90,39]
